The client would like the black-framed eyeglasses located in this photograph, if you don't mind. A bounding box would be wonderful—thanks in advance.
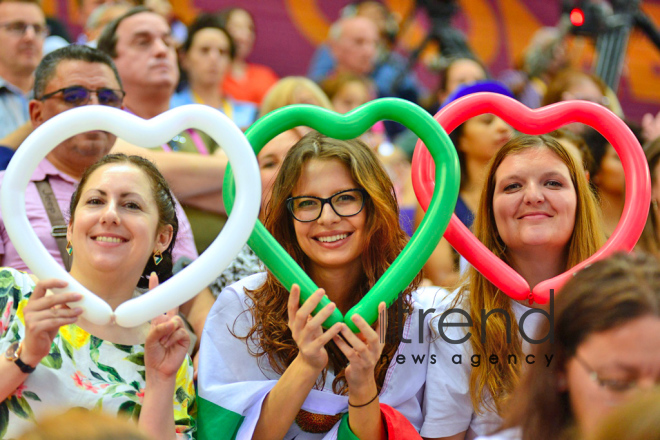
[574,353,638,393]
[0,21,49,38]
[38,86,126,108]
[286,188,368,222]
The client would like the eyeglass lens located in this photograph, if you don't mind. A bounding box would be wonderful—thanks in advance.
[290,190,364,221]
[60,87,123,107]
[0,22,49,37]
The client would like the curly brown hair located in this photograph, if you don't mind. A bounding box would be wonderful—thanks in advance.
[239,132,420,394]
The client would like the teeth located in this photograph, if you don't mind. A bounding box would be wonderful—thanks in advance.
[318,234,348,243]
[95,236,124,243]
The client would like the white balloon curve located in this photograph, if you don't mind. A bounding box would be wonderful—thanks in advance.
[0,105,261,327]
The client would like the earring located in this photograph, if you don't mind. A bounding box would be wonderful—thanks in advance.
[653,199,659,211]
[153,249,163,266]
[66,241,73,256]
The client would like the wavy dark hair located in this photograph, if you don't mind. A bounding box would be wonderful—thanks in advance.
[68,154,178,288]
[239,132,420,394]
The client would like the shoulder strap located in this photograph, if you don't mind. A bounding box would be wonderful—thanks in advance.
[34,178,71,271]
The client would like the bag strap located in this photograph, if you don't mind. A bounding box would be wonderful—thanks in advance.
[34,178,71,271]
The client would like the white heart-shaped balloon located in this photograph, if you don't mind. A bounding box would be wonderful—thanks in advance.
[1,104,260,327]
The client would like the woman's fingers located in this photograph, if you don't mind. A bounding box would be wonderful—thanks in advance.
[289,288,325,336]
[310,322,344,349]
[351,311,381,347]
[31,279,68,300]
[287,284,301,326]
[297,288,326,319]
[307,301,336,329]
[26,292,82,313]
[148,271,159,291]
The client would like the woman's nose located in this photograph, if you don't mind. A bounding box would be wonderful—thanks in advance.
[100,201,121,224]
[523,183,544,204]
[316,201,340,224]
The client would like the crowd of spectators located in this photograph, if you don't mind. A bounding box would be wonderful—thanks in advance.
[1,1,659,439]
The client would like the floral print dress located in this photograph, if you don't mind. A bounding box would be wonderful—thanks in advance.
[0,268,196,439]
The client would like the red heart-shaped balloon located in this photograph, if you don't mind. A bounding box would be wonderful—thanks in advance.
[412,92,651,304]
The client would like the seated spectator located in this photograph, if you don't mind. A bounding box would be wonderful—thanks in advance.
[308,2,416,102]
[172,13,257,131]
[423,134,604,439]
[480,252,660,440]
[218,7,279,105]
[0,0,47,139]
[316,12,421,138]
[0,153,195,438]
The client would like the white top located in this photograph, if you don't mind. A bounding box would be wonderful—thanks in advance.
[198,273,448,439]
[421,289,548,439]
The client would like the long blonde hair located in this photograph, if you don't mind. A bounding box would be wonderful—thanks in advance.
[459,134,604,413]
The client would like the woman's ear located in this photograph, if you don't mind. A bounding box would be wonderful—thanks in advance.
[67,221,73,243]
[155,224,174,253]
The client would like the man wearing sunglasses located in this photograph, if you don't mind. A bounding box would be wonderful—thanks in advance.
[0,0,47,139]
[0,43,198,284]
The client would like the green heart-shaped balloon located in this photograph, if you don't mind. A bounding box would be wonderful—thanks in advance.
[224,98,459,331]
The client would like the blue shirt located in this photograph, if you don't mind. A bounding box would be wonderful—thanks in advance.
[0,76,31,139]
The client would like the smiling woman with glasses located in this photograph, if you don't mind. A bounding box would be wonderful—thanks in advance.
[478,252,660,440]
[198,132,434,439]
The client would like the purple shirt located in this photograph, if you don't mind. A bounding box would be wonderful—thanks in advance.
[0,158,198,272]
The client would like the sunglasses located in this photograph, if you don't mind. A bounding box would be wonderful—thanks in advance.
[38,86,126,108]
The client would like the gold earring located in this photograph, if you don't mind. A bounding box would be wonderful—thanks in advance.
[153,250,163,266]
[66,241,73,256]
[653,199,659,210]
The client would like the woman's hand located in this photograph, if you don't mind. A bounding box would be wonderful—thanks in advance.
[288,284,343,372]
[21,279,83,366]
[333,302,387,394]
[144,273,190,381]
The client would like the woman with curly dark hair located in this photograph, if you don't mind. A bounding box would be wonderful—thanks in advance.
[198,133,437,440]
